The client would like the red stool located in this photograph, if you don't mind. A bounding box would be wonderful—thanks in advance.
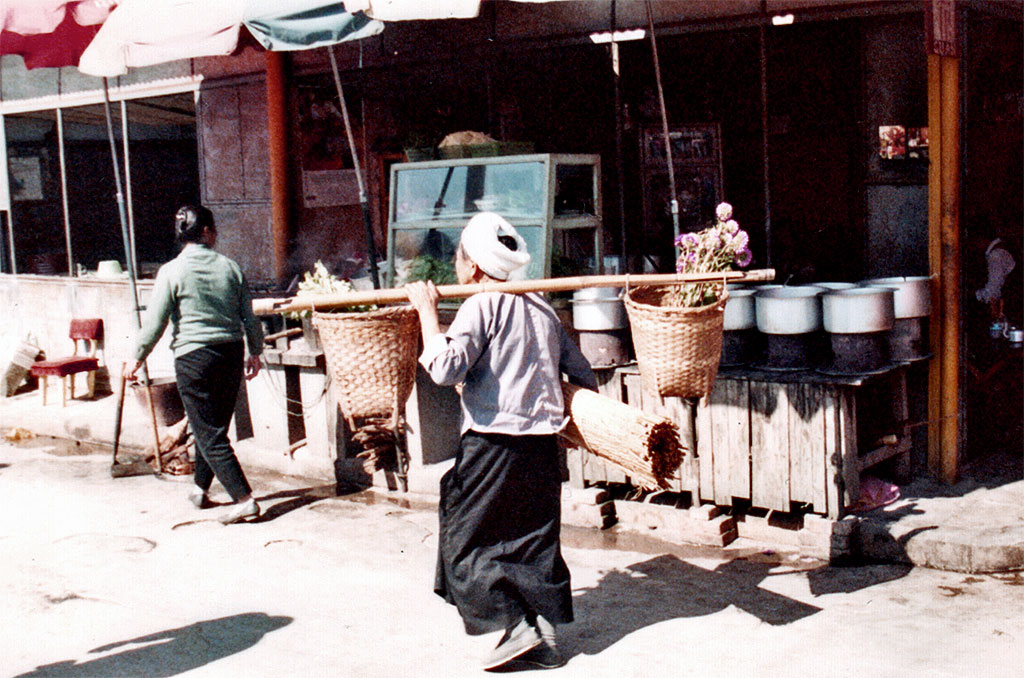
[30,319,103,407]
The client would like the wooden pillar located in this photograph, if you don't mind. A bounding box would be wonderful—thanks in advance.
[927,52,961,483]
[266,51,291,285]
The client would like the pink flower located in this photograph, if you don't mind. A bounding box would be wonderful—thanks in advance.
[716,202,733,222]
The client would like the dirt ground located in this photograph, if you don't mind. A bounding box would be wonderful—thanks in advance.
[2,439,1022,678]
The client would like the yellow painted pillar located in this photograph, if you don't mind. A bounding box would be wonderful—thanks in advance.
[927,52,961,483]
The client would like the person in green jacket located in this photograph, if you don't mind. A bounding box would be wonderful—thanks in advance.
[127,205,264,525]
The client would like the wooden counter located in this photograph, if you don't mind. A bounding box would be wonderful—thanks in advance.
[568,362,913,519]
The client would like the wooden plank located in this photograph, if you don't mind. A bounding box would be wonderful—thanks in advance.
[749,381,790,512]
[725,380,751,502]
[709,379,749,506]
[695,388,715,503]
[787,382,821,508]
[838,388,860,512]
[822,386,843,518]
[645,394,692,493]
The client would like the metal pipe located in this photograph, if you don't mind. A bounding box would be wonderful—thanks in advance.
[645,0,679,243]
[56,108,73,275]
[102,78,162,474]
[0,112,16,274]
[759,3,772,267]
[329,46,381,289]
[611,0,629,264]
[121,99,137,277]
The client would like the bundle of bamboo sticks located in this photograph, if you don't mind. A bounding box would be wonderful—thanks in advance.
[559,382,684,490]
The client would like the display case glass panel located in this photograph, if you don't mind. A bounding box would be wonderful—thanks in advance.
[387,154,601,286]
[393,161,546,223]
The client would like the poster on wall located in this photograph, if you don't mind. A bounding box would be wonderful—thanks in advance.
[297,82,356,172]
[9,156,43,201]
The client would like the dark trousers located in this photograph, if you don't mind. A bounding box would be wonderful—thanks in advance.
[175,341,252,502]
[435,431,572,635]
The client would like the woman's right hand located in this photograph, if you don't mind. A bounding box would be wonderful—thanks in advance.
[405,280,439,315]
[405,280,442,343]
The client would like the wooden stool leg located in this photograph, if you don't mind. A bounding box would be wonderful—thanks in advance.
[40,375,48,406]
[61,376,67,407]
[69,373,76,401]
[87,371,96,399]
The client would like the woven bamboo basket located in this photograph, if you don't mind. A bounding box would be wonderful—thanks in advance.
[313,307,420,420]
[624,285,728,399]
[559,382,683,490]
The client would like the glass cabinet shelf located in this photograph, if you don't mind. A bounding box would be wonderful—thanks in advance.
[386,153,602,287]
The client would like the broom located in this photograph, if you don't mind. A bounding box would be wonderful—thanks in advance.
[559,382,684,490]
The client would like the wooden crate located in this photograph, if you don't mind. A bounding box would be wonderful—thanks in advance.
[696,367,911,518]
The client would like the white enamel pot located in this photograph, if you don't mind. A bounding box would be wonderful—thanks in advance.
[755,286,824,335]
[860,276,932,318]
[822,287,896,334]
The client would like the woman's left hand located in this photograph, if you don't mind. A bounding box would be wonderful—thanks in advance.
[245,354,262,380]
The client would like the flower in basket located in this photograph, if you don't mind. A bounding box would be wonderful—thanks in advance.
[287,260,375,319]
[671,202,752,307]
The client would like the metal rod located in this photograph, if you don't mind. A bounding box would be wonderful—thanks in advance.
[253,268,776,315]
[57,108,73,275]
[759,4,772,266]
[329,45,381,289]
[102,79,140,325]
[645,0,679,242]
[611,0,629,264]
[4,210,14,274]
[121,99,138,277]
[102,78,161,475]
[0,112,17,274]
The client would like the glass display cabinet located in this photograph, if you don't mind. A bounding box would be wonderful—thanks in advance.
[385,154,602,287]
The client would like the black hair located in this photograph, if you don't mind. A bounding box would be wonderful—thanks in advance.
[497,234,518,251]
[175,205,215,243]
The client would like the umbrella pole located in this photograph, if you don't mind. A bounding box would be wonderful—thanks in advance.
[611,0,629,266]
[645,0,680,243]
[328,46,381,289]
[101,79,162,475]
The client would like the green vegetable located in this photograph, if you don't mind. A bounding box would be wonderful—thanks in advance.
[407,254,456,285]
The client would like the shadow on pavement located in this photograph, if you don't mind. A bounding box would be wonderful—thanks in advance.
[251,482,363,523]
[564,554,823,660]
[15,612,292,677]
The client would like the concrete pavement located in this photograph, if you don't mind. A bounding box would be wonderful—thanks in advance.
[2,383,1023,576]
[2,435,1023,677]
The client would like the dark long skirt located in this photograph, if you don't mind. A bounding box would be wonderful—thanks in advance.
[434,430,573,635]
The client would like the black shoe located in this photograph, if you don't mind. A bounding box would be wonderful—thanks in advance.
[481,619,542,671]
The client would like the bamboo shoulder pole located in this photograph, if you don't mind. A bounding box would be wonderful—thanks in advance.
[253,268,776,316]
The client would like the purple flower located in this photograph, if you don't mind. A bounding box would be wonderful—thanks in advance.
[735,247,753,267]
[716,202,733,222]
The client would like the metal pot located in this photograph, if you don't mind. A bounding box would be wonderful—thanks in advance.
[860,276,932,318]
[723,288,757,331]
[571,287,627,330]
[812,282,857,292]
[755,286,824,335]
[822,287,895,334]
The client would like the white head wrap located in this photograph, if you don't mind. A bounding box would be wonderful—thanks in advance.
[459,212,531,281]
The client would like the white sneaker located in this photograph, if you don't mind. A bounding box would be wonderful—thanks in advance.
[188,485,211,509]
[218,497,260,525]
[481,618,542,671]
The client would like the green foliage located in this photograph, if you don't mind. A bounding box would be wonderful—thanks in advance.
[407,254,456,285]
